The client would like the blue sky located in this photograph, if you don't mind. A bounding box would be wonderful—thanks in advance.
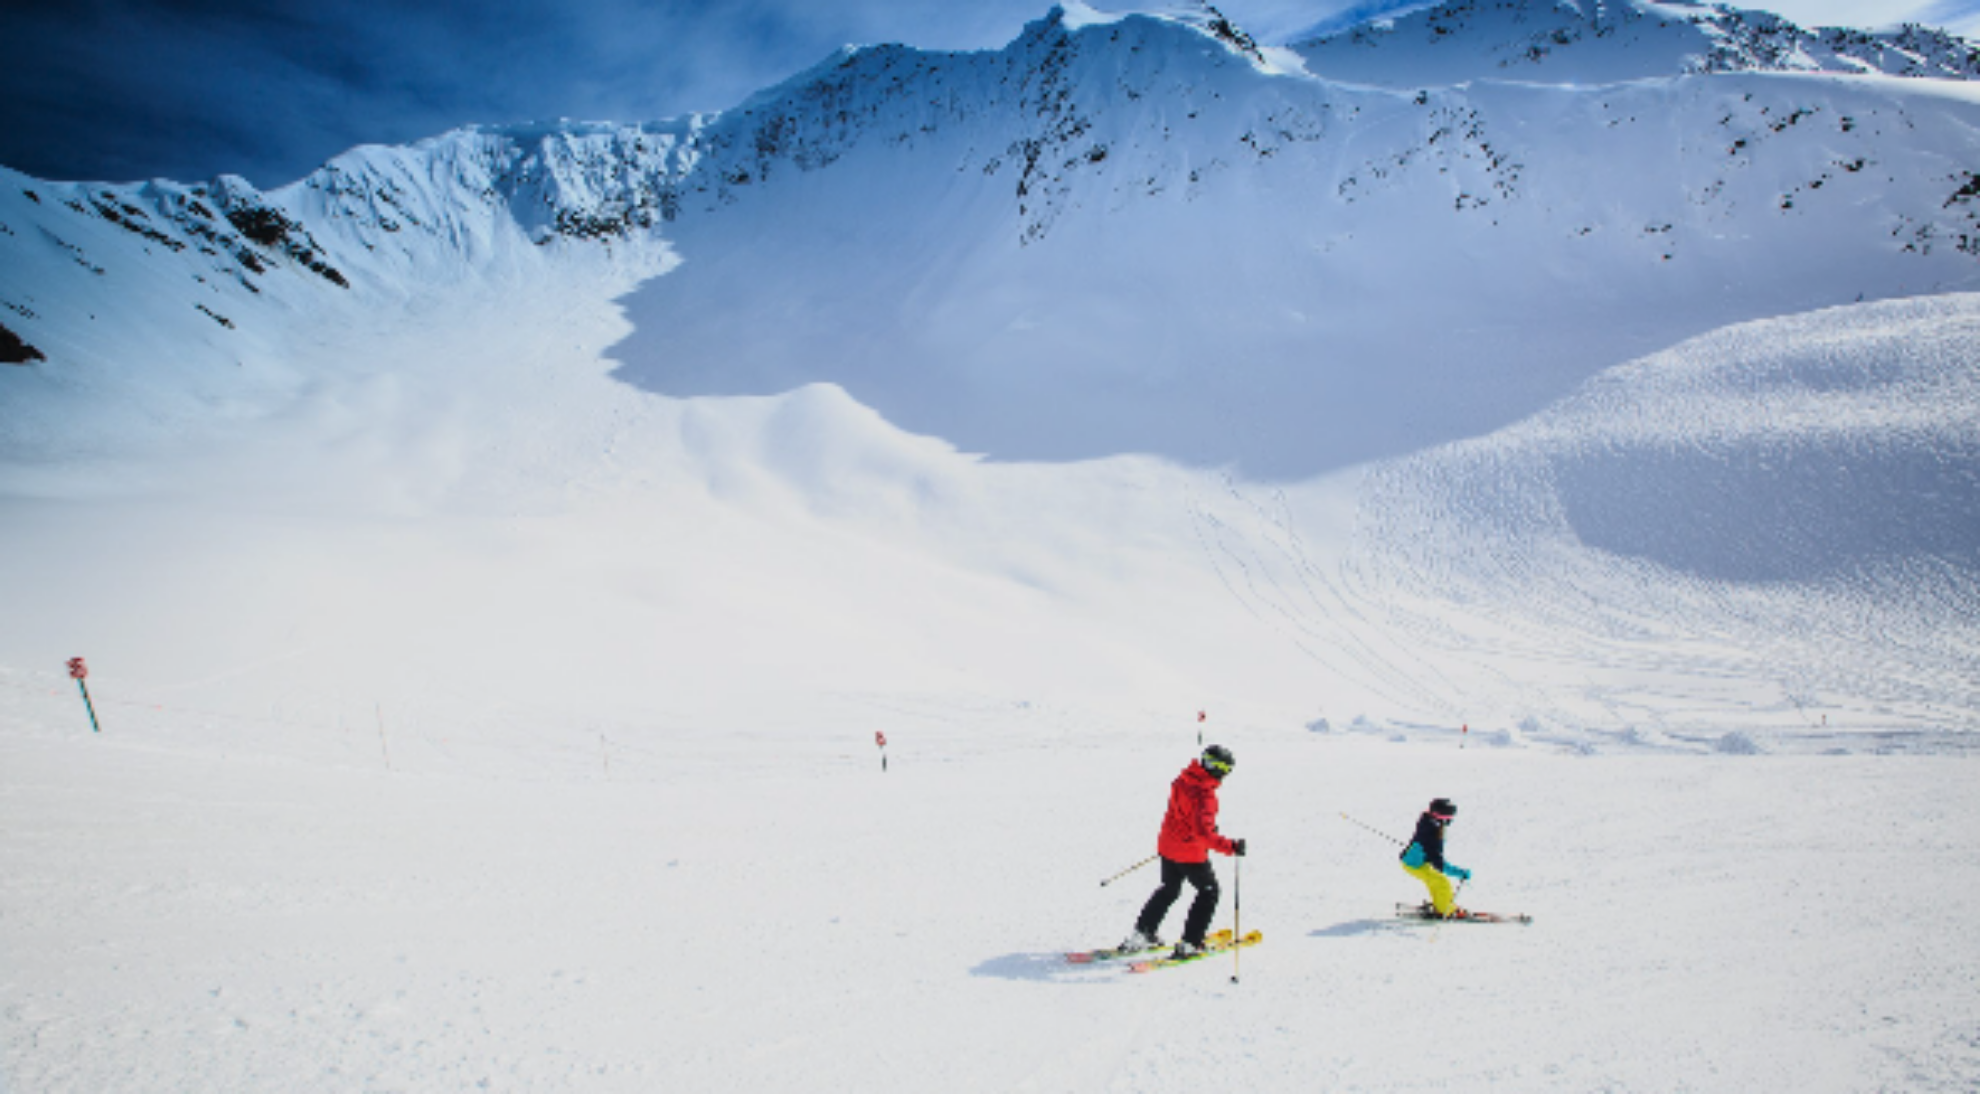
[3,0,1975,188]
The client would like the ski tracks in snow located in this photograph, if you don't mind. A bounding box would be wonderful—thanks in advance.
[1186,473,1467,721]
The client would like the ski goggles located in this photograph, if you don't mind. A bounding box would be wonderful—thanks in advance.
[1203,756,1233,777]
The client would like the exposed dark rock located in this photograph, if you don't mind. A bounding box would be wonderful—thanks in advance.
[1,321,45,364]
[221,201,349,288]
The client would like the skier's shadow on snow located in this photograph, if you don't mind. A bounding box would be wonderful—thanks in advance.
[970,952,1117,984]
[1311,919,1405,938]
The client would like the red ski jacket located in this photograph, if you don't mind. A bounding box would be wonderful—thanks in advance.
[1156,761,1238,863]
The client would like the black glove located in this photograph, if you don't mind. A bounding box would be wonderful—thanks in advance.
[1233,838,1248,857]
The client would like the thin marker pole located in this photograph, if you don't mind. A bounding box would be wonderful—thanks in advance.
[77,680,100,733]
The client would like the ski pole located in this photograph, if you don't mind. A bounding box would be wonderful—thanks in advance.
[1339,812,1404,846]
[1231,852,1242,984]
[1099,854,1158,887]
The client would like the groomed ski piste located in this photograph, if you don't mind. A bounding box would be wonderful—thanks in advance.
[4,0,1979,1090]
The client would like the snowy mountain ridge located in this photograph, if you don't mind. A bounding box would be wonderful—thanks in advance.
[1290,0,1980,87]
[253,0,1980,258]
[6,0,1980,395]
[5,0,1977,289]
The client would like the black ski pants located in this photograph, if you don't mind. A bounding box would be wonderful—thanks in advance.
[1135,856,1220,946]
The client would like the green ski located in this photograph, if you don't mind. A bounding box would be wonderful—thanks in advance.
[1127,929,1263,973]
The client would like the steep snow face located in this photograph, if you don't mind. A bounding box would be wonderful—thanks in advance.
[5,4,1978,427]
[0,162,670,476]
[1288,0,1980,88]
[2,3,1979,485]
[603,12,1980,475]
[4,1,1979,479]
[0,169,368,469]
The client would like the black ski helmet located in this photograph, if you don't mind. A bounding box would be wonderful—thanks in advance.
[1429,798,1457,820]
[1201,744,1235,778]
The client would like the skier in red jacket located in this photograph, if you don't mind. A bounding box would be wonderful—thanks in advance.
[1120,745,1247,960]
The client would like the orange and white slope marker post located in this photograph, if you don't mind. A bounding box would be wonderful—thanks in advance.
[876,730,888,772]
[67,657,100,733]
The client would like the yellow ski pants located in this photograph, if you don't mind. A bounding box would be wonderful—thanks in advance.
[1402,861,1457,916]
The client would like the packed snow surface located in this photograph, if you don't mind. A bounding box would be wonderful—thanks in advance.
[6,711,1978,1091]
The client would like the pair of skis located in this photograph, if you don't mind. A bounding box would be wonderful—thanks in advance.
[1393,902,1533,925]
[1066,926,1236,964]
[1066,904,1531,975]
[1065,927,1264,973]
[1129,929,1263,972]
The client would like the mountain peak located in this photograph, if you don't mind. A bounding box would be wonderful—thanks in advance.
[1046,1,1264,60]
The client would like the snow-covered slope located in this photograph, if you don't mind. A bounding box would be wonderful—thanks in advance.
[3,4,1980,1090]
[1,0,1975,738]
[610,55,1980,475]
[15,2,1980,480]
[6,703,1978,1092]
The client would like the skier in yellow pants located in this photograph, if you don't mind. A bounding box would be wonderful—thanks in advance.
[1400,798,1470,917]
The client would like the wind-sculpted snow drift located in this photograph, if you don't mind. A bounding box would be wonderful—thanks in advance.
[1342,295,1980,741]
[0,0,1976,745]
